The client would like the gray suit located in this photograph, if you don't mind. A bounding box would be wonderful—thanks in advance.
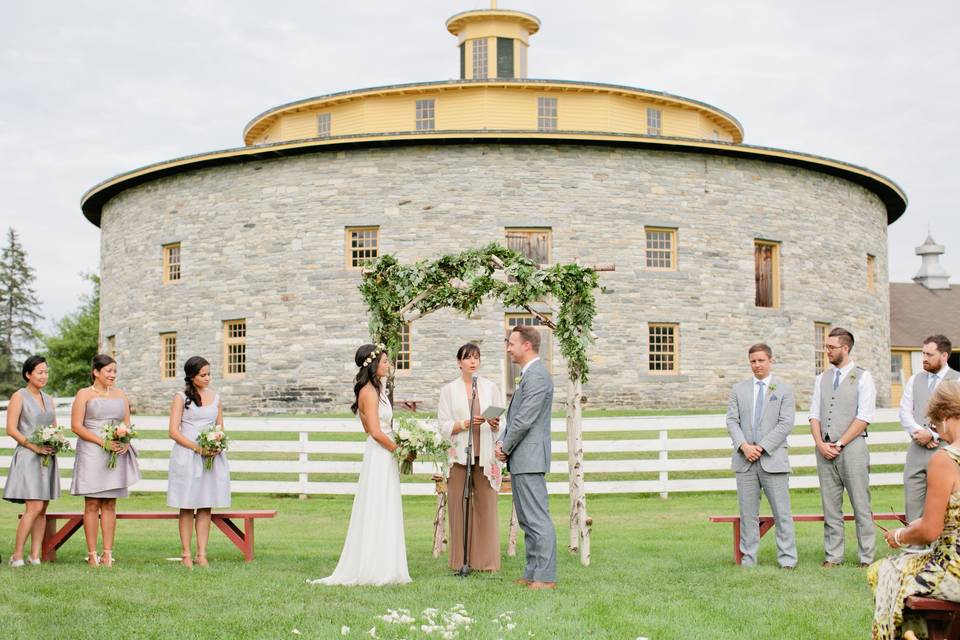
[726,376,797,567]
[499,358,556,582]
[904,368,960,522]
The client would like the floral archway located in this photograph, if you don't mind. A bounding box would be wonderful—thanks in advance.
[358,242,612,565]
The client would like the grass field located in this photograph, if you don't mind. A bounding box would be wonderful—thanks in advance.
[0,484,901,639]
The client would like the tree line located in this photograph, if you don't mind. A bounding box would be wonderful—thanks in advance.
[0,227,98,398]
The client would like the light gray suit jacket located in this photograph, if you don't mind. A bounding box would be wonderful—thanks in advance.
[726,376,796,473]
[500,359,554,474]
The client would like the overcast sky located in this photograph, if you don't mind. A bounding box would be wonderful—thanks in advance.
[2,0,957,330]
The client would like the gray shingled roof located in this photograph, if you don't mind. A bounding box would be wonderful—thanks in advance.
[890,282,960,348]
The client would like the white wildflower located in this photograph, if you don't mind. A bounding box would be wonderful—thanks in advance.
[291,630,301,636]
[341,626,350,635]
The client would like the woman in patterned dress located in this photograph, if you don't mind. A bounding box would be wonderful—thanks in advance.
[869,380,960,639]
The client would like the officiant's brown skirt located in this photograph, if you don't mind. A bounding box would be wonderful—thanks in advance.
[447,461,501,571]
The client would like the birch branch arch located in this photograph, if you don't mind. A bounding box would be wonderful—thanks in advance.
[358,242,613,566]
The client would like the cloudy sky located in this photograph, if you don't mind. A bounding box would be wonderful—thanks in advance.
[2,0,957,329]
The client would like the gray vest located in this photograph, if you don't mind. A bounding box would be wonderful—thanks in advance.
[819,365,866,440]
[912,368,960,427]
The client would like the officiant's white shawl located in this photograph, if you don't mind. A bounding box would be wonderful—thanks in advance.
[437,375,504,490]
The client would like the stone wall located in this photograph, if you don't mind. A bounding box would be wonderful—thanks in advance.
[98,143,891,414]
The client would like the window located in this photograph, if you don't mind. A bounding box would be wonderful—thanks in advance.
[395,323,412,371]
[106,335,116,359]
[472,38,488,79]
[646,107,662,135]
[416,99,435,131]
[317,113,331,137]
[224,319,247,377]
[645,227,677,270]
[160,333,177,380]
[648,323,679,374]
[505,228,551,267]
[345,226,380,268]
[814,322,830,375]
[163,243,181,283]
[537,97,557,131]
[867,254,877,292]
[496,37,514,78]
[754,240,781,308]
[505,314,553,395]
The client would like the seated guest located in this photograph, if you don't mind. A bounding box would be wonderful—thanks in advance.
[870,381,960,639]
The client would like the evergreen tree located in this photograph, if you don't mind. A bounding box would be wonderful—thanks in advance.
[42,274,100,396]
[0,227,43,396]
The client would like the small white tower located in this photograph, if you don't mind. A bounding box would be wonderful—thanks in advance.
[913,234,951,290]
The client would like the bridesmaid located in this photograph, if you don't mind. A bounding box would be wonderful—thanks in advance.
[4,356,60,566]
[70,354,141,567]
[166,356,230,568]
[437,343,504,572]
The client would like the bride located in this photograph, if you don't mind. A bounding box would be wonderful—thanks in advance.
[309,343,411,586]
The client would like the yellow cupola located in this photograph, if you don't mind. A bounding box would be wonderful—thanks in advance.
[446,1,540,80]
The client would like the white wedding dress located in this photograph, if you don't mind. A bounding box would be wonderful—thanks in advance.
[309,389,411,585]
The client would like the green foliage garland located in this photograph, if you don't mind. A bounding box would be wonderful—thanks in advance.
[358,243,601,383]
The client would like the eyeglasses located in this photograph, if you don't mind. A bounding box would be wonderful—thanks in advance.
[825,345,844,352]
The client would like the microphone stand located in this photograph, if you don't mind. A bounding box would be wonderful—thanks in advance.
[456,376,478,577]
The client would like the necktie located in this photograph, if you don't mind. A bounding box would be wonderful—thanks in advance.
[833,369,841,391]
[929,373,938,392]
[753,381,764,442]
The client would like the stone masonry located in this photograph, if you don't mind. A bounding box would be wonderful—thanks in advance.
[98,143,891,413]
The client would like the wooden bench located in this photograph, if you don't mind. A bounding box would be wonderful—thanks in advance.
[396,399,421,412]
[30,510,277,563]
[709,512,907,565]
[904,596,960,640]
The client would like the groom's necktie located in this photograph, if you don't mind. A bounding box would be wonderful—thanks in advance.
[833,369,841,391]
[753,381,764,443]
[929,372,938,392]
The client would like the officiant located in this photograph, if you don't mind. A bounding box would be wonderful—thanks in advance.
[437,343,505,572]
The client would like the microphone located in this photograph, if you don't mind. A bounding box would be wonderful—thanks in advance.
[471,375,478,388]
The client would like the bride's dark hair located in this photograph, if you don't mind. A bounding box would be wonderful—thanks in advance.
[351,344,385,415]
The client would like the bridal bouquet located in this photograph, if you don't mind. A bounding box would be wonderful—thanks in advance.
[393,416,451,475]
[101,422,138,469]
[29,425,72,467]
[197,425,230,470]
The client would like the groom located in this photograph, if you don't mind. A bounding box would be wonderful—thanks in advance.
[495,325,557,590]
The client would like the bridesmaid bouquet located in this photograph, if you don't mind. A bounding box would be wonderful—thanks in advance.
[29,425,72,467]
[393,416,451,475]
[197,425,229,470]
[102,422,138,469]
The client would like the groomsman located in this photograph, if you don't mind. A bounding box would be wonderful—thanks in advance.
[900,334,959,521]
[725,343,797,568]
[809,327,877,567]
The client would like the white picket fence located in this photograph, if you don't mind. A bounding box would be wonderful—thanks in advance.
[0,407,905,496]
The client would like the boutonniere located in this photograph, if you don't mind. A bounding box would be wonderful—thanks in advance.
[848,373,858,381]
[514,376,522,385]
[768,383,777,392]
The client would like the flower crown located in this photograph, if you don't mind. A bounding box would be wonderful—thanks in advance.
[361,343,387,368]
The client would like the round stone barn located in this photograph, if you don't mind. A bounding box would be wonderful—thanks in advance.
[82,5,906,413]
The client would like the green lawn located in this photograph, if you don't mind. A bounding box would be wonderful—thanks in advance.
[0,486,900,639]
